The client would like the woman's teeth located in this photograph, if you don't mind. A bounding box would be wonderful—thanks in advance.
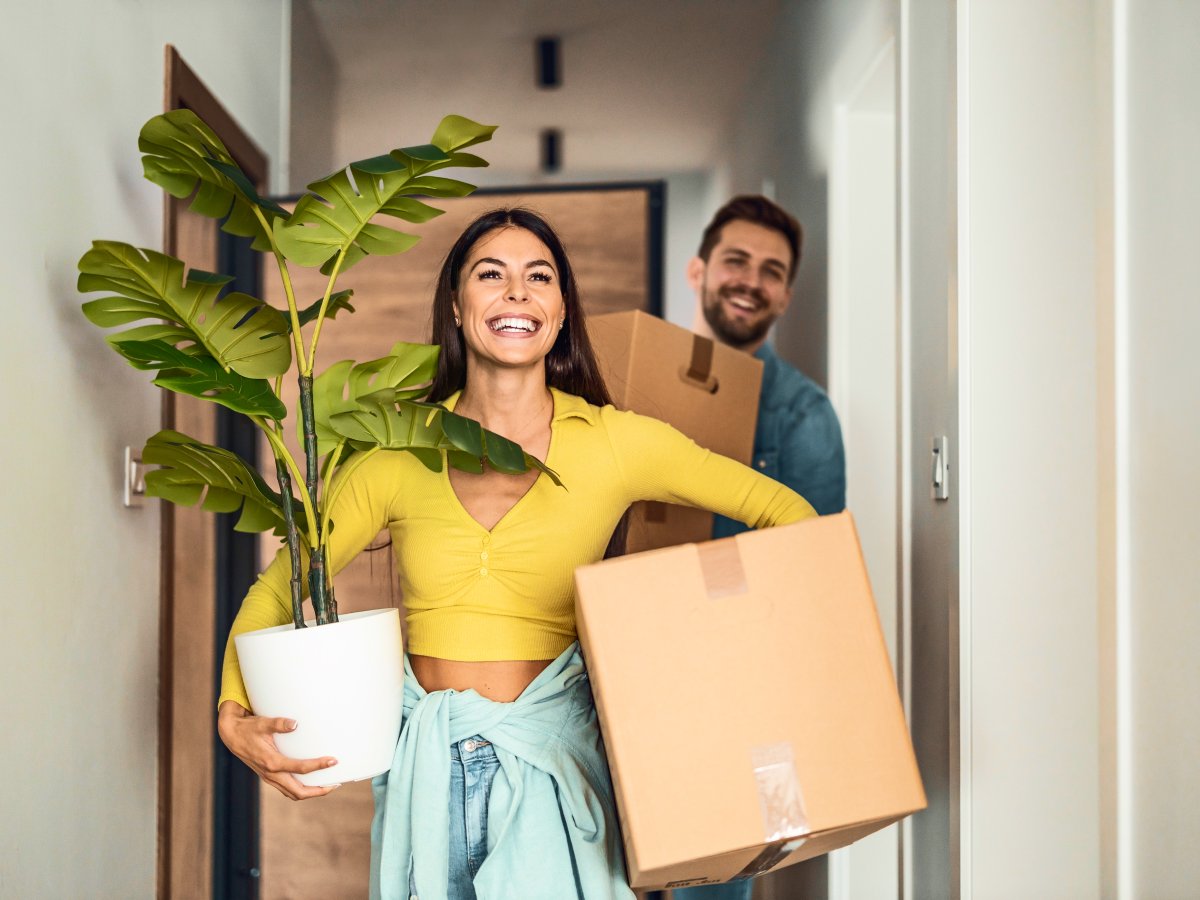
[488,316,539,333]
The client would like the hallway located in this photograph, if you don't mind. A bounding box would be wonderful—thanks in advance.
[1,1,1196,898]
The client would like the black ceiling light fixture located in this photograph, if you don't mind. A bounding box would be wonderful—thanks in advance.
[539,128,562,173]
[535,36,561,88]
[536,36,563,173]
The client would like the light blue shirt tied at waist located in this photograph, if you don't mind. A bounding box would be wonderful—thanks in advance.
[370,642,635,900]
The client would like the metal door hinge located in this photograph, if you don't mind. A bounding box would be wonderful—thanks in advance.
[931,436,949,501]
[124,446,147,508]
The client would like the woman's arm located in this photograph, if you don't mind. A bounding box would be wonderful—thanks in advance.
[606,408,819,527]
[216,451,403,799]
[217,450,402,710]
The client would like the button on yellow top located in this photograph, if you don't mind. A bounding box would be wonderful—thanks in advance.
[480,567,488,577]
[480,551,489,561]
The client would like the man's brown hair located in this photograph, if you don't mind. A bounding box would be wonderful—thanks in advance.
[697,195,803,284]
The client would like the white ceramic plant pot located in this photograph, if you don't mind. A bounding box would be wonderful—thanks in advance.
[235,607,403,787]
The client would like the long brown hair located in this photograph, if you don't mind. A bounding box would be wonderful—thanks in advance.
[426,208,613,407]
[424,207,627,556]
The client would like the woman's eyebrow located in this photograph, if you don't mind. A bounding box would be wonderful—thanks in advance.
[526,259,555,270]
[468,257,505,273]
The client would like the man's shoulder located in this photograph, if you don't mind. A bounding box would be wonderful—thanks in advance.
[758,346,836,418]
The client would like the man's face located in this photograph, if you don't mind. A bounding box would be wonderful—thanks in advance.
[689,219,794,349]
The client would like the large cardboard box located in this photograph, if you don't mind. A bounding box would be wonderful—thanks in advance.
[588,310,763,554]
[574,512,926,890]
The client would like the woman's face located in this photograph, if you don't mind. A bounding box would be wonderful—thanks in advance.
[453,226,566,373]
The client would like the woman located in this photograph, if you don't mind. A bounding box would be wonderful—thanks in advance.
[217,209,817,899]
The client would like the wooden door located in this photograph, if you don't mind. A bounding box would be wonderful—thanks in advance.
[160,46,270,900]
[257,184,663,899]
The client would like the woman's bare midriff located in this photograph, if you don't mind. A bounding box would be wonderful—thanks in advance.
[409,655,553,703]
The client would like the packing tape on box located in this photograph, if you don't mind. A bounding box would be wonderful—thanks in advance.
[680,334,719,393]
[731,741,810,879]
[733,836,809,880]
[698,540,748,599]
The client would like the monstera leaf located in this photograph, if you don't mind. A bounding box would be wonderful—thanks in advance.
[329,400,561,485]
[273,115,495,275]
[139,109,289,251]
[292,290,355,331]
[143,430,309,538]
[79,241,291,379]
[113,340,287,420]
[308,343,440,457]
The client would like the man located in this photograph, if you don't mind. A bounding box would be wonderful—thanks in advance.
[691,194,845,529]
[670,196,845,900]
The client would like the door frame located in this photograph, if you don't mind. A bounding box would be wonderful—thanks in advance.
[159,44,270,900]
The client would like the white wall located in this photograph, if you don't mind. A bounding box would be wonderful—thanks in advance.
[1122,2,1200,896]
[290,0,339,192]
[0,2,289,897]
[713,0,897,390]
[961,3,1200,898]
[961,1,1104,895]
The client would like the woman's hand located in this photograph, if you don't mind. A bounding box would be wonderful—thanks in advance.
[217,700,340,801]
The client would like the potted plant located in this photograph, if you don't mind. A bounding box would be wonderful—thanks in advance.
[79,109,558,785]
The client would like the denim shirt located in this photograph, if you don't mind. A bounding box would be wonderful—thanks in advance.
[713,343,846,538]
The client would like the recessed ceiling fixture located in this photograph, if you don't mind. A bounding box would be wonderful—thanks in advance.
[535,36,561,89]
[540,128,562,173]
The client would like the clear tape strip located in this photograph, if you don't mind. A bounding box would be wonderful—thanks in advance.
[751,742,809,842]
[733,836,809,880]
[698,540,748,599]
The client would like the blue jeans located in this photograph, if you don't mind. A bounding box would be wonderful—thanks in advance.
[412,735,751,900]
[672,883,753,900]
[410,735,501,900]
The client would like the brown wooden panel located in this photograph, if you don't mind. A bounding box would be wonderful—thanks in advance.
[168,202,218,900]
[257,186,655,898]
[161,45,271,900]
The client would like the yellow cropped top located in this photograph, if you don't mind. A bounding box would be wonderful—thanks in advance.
[219,388,817,710]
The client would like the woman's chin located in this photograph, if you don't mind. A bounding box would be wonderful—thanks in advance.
[467,344,551,372]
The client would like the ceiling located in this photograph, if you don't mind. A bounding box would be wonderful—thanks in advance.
[303,0,782,182]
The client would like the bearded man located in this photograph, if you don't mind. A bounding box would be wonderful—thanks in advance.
[688,195,845,539]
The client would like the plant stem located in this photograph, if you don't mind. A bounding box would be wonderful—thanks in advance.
[273,455,306,629]
[297,373,336,624]
[257,425,319,548]
[321,447,381,536]
[251,206,308,373]
[320,440,346,538]
[307,248,349,365]
[308,545,334,626]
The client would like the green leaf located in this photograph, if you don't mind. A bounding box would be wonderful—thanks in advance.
[142,430,308,538]
[329,400,561,486]
[273,116,494,273]
[430,115,499,152]
[139,109,287,251]
[293,290,356,331]
[307,343,440,457]
[79,241,291,379]
[404,176,476,198]
[113,339,287,420]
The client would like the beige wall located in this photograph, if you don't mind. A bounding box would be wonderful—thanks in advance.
[720,1,1200,898]
[1123,1,1200,896]
[962,1,1104,895]
[289,0,339,192]
[0,1,289,896]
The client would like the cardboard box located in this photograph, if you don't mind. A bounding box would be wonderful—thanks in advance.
[574,512,926,889]
[588,310,763,554]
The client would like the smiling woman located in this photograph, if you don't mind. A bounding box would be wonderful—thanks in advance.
[218,206,817,899]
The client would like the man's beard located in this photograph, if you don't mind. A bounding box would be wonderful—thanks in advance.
[701,284,775,349]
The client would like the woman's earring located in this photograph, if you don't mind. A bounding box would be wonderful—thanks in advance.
[454,316,461,327]
[558,319,565,331]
